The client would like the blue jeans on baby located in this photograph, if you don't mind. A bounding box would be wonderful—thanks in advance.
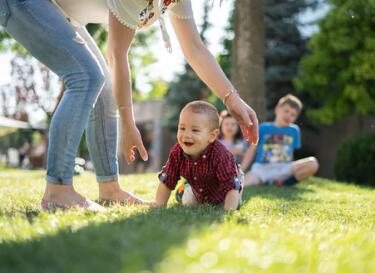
[0,0,119,184]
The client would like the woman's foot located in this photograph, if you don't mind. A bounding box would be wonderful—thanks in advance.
[98,181,150,205]
[41,184,105,211]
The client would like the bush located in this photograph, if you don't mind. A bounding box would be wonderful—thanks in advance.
[334,133,375,185]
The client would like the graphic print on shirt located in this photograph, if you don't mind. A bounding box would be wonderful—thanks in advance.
[261,133,294,163]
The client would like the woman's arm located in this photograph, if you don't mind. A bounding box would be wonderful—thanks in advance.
[170,16,259,144]
[107,12,148,163]
[107,12,135,121]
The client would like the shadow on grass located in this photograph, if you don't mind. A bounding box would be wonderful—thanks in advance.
[242,182,315,203]
[0,205,224,273]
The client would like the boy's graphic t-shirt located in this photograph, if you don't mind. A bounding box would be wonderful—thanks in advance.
[255,122,301,164]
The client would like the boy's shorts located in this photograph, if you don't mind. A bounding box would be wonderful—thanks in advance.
[250,162,293,184]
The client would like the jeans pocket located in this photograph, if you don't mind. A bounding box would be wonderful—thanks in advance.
[0,0,10,27]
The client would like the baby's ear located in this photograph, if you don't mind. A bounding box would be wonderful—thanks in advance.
[209,129,220,143]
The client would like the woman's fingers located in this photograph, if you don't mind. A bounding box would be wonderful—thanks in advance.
[124,138,148,164]
[248,109,259,144]
[241,110,253,127]
[126,148,136,165]
[240,124,252,144]
[230,98,259,145]
[136,140,149,161]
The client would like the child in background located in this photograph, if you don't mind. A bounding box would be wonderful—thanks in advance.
[153,101,243,210]
[241,94,319,187]
[219,111,248,164]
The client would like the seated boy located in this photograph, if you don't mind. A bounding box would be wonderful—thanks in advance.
[153,101,243,210]
[241,94,319,186]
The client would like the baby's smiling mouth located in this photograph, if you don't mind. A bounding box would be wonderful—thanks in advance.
[183,141,194,147]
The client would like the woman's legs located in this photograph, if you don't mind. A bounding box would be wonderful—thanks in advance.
[74,26,144,203]
[4,0,105,206]
[74,26,119,183]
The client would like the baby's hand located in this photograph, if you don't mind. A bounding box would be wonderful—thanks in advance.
[149,201,159,208]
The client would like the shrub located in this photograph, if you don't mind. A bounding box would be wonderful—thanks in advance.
[334,133,375,185]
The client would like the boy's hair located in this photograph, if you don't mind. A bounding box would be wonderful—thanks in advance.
[182,101,220,130]
[277,94,303,114]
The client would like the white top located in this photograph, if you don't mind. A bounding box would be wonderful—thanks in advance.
[52,0,194,51]
[52,0,108,26]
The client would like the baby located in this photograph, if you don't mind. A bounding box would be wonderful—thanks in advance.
[153,101,243,210]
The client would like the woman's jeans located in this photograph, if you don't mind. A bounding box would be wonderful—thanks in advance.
[0,0,119,184]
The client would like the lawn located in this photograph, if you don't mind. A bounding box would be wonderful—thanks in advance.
[0,169,374,273]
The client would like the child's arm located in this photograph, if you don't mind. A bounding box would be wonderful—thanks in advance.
[224,189,241,211]
[228,144,245,156]
[240,144,257,171]
[154,182,172,208]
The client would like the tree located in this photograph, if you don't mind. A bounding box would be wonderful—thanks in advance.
[0,55,58,121]
[294,0,375,124]
[219,1,322,122]
[232,0,266,120]
[264,0,319,119]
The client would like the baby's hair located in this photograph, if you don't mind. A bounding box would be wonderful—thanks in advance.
[219,111,243,141]
[182,101,220,130]
[277,94,303,114]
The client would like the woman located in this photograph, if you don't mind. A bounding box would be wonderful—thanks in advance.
[0,0,258,210]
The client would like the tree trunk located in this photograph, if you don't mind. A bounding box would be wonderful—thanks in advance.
[232,0,266,121]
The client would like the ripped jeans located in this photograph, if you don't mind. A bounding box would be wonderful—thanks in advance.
[0,0,119,184]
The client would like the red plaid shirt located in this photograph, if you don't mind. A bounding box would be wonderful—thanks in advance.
[158,140,242,205]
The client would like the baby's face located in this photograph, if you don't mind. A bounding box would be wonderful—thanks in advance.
[177,109,218,159]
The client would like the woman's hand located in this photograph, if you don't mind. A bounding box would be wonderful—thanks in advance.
[226,94,259,145]
[120,123,148,164]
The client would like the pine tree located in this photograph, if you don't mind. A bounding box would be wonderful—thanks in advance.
[265,0,318,118]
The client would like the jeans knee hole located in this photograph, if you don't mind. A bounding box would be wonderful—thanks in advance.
[73,33,85,45]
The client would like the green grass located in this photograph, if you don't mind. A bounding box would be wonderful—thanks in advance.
[0,169,374,273]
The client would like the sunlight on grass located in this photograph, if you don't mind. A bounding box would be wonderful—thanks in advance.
[0,169,374,273]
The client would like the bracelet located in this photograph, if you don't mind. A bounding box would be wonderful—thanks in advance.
[118,105,132,111]
[223,89,238,105]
